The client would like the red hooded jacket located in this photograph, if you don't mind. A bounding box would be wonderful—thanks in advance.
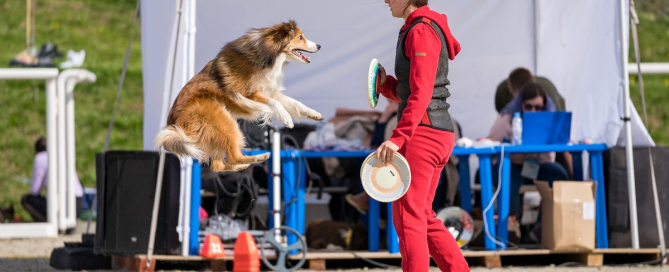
[380,6,461,148]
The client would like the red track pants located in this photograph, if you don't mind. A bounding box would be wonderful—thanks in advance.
[392,126,470,272]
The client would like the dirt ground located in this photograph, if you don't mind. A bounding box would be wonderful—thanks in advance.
[0,258,666,272]
[0,234,666,272]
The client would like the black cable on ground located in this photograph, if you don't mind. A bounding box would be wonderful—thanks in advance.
[307,249,401,269]
[348,251,402,269]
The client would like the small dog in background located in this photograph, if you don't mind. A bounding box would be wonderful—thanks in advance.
[305,220,368,251]
[155,20,324,172]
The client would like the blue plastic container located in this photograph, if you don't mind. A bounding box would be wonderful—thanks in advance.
[521,111,572,145]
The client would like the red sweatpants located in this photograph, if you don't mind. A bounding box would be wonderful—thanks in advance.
[392,126,470,272]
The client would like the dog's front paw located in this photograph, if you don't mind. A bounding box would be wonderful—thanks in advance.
[308,111,324,121]
[283,118,295,129]
[275,107,294,128]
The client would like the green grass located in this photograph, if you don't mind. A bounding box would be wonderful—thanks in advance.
[0,0,142,221]
[0,1,667,221]
[628,12,669,144]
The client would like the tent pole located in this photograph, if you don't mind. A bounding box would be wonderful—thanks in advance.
[532,0,539,74]
[630,0,666,262]
[188,0,196,79]
[147,0,184,267]
[619,0,640,250]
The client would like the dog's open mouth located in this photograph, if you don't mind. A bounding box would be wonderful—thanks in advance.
[292,49,311,63]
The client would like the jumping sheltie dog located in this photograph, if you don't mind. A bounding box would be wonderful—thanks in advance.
[155,21,323,172]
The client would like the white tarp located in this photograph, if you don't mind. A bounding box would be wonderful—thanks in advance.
[141,0,654,150]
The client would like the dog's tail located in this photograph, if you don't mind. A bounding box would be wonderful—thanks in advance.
[154,125,205,161]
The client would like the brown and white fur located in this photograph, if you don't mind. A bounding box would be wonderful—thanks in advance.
[155,21,323,172]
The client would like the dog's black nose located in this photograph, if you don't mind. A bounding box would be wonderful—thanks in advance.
[317,44,321,50]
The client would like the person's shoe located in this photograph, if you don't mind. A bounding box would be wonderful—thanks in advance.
[9,48,38,67]
[59,49,86,69]
[345,194,368,215]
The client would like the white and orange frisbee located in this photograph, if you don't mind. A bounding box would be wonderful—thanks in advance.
[360,152,411,202]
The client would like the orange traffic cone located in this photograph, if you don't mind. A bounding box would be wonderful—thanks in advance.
[201,234,226,259]
[233,232,260,272]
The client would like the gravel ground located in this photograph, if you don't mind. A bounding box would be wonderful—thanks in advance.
[1,234,666,272]
[0,259,666,272]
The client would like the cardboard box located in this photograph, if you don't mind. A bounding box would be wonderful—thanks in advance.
[534,180,596,252]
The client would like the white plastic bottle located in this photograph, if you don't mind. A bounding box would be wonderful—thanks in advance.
[512,112,523,145]
[316,121,325,149]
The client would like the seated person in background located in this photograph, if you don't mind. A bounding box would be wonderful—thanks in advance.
[495,67,563,115]
[488,83,569,219]
[21,137,84,222]
[495,67,573,178]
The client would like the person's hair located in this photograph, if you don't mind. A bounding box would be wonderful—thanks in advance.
[35,137,47,153]
[404,0,428,13]
[413,0,428,7]
[508,67,534,93]
[520,82,547,107]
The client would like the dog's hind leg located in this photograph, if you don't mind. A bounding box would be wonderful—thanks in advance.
[210,158,251,172]
[271,92,323,121]
[210,159,228,172]
[194,98,269,171]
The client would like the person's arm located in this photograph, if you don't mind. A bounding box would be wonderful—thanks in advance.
[488,114,512,142]
[379,73,400,102]
[387,24,441,149]
[30,152,47,195]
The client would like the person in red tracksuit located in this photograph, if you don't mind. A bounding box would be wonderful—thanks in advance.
[376,0,470,271]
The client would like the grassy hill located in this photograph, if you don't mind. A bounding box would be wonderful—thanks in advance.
[0,0,142,220]
[0,0,667,221]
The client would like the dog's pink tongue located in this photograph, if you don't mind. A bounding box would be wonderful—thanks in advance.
[299,51,309,61]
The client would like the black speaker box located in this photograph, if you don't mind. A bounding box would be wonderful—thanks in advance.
[94,151,182,255]
[603,146,669,248]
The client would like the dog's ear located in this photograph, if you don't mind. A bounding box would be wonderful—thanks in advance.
[252,21,297,68]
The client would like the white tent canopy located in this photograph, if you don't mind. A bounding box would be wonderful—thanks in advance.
[141,0,654,150]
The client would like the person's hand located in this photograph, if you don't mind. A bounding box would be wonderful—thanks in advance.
[378,64,387,86]
[376,140,399,165]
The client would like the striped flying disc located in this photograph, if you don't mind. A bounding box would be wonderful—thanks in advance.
[360,152,411,203]
[367,58,381,108]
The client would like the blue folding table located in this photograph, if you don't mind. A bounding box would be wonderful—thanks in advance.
[495,143,609,249]
[268,147,500,253]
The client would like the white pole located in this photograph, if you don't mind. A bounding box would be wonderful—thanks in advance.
[272,130,282,240]
[147,149,166,268]
[0,68,58,79]
[64,70,96,229]
[65,79,77,229]
[532,0,539,74]
[0,68,59,238]
[57,73,68,232]
[619,0,640,249]
[148,1,183,266]
[46,77,58,234]
[628,63,669,74]
[182,157,192,256]
[175,0,197,257]
[57,69,97,231]
[188,0,196,79]
[630,0,667,261]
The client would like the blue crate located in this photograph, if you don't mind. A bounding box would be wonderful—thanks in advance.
[521,111,572,145]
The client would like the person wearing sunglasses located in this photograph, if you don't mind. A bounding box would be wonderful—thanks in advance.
[488,82,569,243]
